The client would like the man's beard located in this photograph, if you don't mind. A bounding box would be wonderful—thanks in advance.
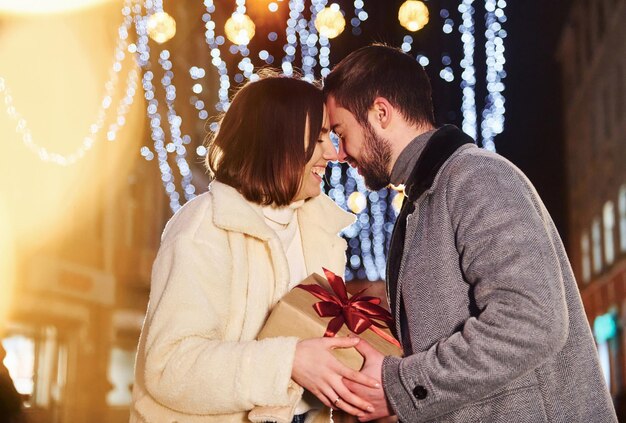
[356,123,392,191]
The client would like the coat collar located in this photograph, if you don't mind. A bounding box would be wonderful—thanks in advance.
[404,125,475,202]
[209,180,355,242]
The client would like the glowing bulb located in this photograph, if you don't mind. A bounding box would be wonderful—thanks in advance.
[147,11,176,44]
[314,4,346,39]
[347,191,367,214]
[224,13,256,45]
[398,0,429,32]
[391,191,405,214]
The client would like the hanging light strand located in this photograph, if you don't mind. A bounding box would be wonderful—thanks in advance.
[0,0,139,166]
[202,0,231,115]
[481,0,507,151]
[135,2,182,212]
[459,0,477,140]
[282,0,304,76]
[350,0,367,36]
[157,50,196,201]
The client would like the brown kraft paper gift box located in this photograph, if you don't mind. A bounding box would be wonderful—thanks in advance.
[258,271,402,370]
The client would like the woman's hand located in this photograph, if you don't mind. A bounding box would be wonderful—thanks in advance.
[291,337,379,416]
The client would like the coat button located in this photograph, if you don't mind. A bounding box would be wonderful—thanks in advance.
[412,385,428,400]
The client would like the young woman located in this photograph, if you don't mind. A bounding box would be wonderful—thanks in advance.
[130,74,377,423]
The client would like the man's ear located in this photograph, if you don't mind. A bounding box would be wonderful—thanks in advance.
[368,97,393,130]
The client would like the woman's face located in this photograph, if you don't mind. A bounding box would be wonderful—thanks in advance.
[293,109,338,201]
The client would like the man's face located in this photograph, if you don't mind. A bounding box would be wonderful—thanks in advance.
[326,95,392,191]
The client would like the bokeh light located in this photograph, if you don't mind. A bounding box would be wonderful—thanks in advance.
[146,11,176,44]
[224,12,256,45]
[314,4,346,39]
[398,0,429,32]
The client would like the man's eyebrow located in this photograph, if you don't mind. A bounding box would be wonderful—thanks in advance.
[331,123,341,132]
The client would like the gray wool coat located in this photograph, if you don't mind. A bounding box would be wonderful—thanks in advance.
[381,126,617,423]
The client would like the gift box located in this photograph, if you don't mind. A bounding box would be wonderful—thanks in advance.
[258,269,402,370]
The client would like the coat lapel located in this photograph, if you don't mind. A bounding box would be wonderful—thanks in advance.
[387,126,475,339]
[211,180,355,298]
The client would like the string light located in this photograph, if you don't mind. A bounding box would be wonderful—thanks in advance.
[0,0,139,166]
[136,0,181,211]
[350,0,367,36]
[202,0,231,114]
[459,0,477,140]
[157,50,195,201]
[2,0,509,282]
[481,0,507,151]
[281,0,305,76]
[130,0,507,282]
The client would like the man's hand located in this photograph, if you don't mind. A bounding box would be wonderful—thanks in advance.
[291,337,379,416]
[344,338,394,422]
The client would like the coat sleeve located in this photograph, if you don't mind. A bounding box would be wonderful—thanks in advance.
[381,153,569,421]
[140,234,299,415]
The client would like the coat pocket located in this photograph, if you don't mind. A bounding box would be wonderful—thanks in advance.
[424,384,548,423]
[473,383,548,423]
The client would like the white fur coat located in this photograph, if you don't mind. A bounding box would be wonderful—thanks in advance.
[130,181,355,422]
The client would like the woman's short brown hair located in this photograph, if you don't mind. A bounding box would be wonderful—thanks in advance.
[206,73,324,206]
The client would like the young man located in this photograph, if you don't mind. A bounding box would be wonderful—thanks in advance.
[323,44,617,422]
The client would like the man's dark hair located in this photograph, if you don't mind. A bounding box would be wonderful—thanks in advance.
[206,72,324,206]
[323,43,435,127]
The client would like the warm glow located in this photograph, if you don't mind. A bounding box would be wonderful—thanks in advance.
[347,191,367,214]
[0,0,111,14]
[398,0,429,32]
[147,11,177,44]
[314,4,346,39]
[0,199,15,332]
[0,3,145,276]
[391,190,405,214]
[224,13,256,45]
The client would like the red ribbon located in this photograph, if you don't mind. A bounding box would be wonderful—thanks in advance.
[295,268,401,348]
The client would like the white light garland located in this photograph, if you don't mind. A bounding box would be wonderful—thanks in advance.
[0,0,139,166]
[459,0,477,140]
[481,0,507,151]
[350,0,367,36]
[281,0,304,76]
[132,0,506,281]
[157,50,195,201]
[136,0,182,211]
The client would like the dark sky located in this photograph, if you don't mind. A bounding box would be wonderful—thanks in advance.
[496,0,571,242]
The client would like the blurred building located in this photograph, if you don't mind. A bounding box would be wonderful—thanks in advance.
[0,4,170,422]
[1,155,169,423]
[557,0,626,406]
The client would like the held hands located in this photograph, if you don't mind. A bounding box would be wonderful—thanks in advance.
[344,338,394,422]
[291,336,379,416]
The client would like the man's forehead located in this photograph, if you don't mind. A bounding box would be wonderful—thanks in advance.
[325,96,346,130]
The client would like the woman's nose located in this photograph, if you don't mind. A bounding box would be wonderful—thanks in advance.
[323,139,339,161]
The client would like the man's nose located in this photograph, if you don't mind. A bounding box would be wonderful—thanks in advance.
[337,140,348,163]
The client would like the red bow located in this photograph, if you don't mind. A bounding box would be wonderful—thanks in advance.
[295,268,401,348]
